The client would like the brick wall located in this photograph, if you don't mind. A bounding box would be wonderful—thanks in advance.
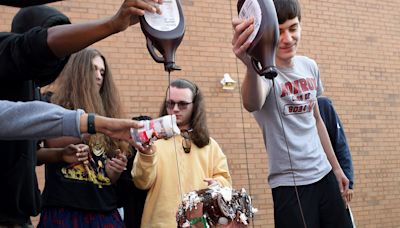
[1,0,399,227]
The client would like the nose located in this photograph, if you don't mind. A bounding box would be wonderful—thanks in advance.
[172,103,180,112]
[95,70,103,81]
[280,30,292,43]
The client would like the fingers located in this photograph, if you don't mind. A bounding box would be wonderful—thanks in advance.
[107,154,128,173]
[341,178,350,206]
[76,144,90,164]
[129,119,144,129]
[76,151,89,164]
[77,144,89,151]
[203,178,217,186]
[124,0,161,15]
[232,17,244,28]
[134,143,156,155]
[231,17,254,62]
[232,17,254,45]
[347,189,354,202]
[130,141,146,151]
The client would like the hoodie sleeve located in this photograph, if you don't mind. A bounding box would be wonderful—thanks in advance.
[0,0,62,7]
[0,100,83,140]
[132,152,158,190]
[0,28,68,83]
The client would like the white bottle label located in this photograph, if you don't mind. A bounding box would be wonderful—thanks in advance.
[239,0,262,43]
[144,0,180,32]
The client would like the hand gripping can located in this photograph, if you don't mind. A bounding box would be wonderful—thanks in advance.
[131,114,181,146]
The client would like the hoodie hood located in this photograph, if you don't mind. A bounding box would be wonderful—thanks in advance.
[0,0,62,8]
[11,5,71,33]
[11,5,71,86]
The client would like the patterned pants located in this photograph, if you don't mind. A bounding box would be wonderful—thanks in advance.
[37,207,125,228]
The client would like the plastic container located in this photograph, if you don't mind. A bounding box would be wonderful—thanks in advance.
[131,114,181,146]
[139,0,185,72]
[237,0,279,79]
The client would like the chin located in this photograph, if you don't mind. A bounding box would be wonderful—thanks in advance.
[278,52,295,62]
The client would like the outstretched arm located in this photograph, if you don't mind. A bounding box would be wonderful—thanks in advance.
[47,0,162,57]
[0,100,143,143]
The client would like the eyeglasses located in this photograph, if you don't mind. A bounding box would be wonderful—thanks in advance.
[166,100,192,110]
[181,130,192,153]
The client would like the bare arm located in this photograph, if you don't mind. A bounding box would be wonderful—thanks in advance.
[37,144,89,166]
[314,104,349,200]
[45,136,81,148]
[47,0,162,57]
[232,18,270,112]
[83,114,141,145]
[241,67,271,112]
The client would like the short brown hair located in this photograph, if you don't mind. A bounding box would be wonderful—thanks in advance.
[274,0,302,24]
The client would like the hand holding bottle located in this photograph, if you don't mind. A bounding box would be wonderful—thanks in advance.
[232,17,254,66]
[110,0,163,32]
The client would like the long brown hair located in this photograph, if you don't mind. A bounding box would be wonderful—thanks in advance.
[159,78,210,148]
[51,48,121,117]
[51,47,127,151]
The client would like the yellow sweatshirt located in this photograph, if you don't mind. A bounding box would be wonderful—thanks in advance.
[131,135,232,228]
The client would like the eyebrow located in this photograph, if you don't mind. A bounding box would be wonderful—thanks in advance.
[94,65,105,70]
[167,100,192,103]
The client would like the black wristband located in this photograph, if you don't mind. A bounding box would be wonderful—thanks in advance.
[87,113,96,134]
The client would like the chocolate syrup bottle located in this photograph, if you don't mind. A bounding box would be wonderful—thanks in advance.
[237,0,279,79]
[139,0,185,72]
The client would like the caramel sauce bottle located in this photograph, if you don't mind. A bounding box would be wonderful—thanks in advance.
[237,0,279,79]
[139,0,185,72]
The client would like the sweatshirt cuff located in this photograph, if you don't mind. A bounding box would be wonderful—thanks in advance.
[62,109,84,137]
[138,151,157,163]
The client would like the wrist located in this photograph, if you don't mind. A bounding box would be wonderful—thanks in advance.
[57,148,65,162]
[87,113,96,134]
[80,113,88,134]
[106,16,121,35]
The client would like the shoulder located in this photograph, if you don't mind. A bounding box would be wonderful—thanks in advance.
[200,137,222,150]
[294,55,317,65]
[294,55,319,73]
[207,137,225,153]
[208,137,220,146]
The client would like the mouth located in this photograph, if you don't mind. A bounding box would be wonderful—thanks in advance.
[280,43,296,51]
